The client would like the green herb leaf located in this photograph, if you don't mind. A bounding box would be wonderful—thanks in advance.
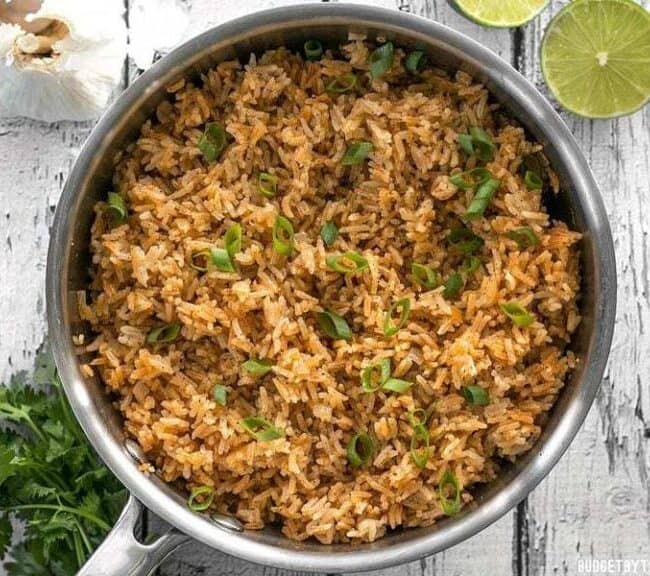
[341,141,373,166]
[320,221,339,246]
[368,42,394,79]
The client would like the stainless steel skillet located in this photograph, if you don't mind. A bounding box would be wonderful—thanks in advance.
[46,4,616,574]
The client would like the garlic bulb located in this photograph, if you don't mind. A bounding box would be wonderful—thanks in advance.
[0,0,127,122]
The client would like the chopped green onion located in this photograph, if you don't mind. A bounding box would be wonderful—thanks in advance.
[407,409,428,428]
[410,423,430,468]
[304,40,323,61]
[190,249,212,272]
[209,247,236,273]
[522,153,545,181]
[457,127,496,162]
[146,323,181,344]
[383,298,411,337]
[447,227,484,255]
[411,262,439,289]
[368,42,394,79]
[224,223,242,259]
[500,301,534,327]
[242,358,273,377]
[240,417,284,441]
[405,50,426,73]
[320,221,339,246]
[198,122,228,162]
[465,178,501,219]
[439,470,461,516]
[457,134,475,156]
[187,485,214,512]
[341,141,373,166]
[346,432,375,468]
[105,192,128,225]
[524,170,543,190]
[326,251,369,274]
[258,172,278,198]
[212,384,228,407]
[360,358,391,393]
[317,310,352,341]
[382,377,412,394]
[326,73,357,94]
[507,227,539,248]
[443,273,464,300]
[449,168,492,190]
[272,215,295,257]
[470,127,496,162]
[462,384,489,406]
[460,255,481,275]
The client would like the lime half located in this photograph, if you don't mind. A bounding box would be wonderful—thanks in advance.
[450,0,550,27]
[541,0,650,118]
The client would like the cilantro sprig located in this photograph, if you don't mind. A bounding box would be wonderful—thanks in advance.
[0,354,126,575]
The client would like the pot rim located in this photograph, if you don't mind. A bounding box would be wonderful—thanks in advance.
[46,3,617,572]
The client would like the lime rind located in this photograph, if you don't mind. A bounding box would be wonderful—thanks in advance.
[541,0,650,119]
[451,0,550,28]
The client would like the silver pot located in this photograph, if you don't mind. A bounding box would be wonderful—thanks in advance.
[46,4,617,575]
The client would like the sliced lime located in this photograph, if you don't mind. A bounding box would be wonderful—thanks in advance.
[541,0,650,119]
[450,0,549,27]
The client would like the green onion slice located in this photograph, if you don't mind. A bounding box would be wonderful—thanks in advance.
[500,301,534,327]
[382,377,412,394]
[198,122,227,162]
[326,73,357,94]
[449,168,492,190]
[447,227,484,255]
[224,223,242,259]
[462,384,489,406]
[258,172,278,198]
[320,221,339,246]
[383,298,411,337]
[360,358,391,393]
[341,141,373,166]
[460,255,481,275]
[368,42,394,79]
[242,358,273,376]
[457,133,475,156]
[146,323,181,344]
[106,192,128,225]
[304,40,323,61]
[272,215,295,257]
[405,50,426,73]
[240,417,284,441]
[187,485,215,512]
[212,384,228,407]
[443,273,464,300]
[439,470,461,516]
[346,432,375,468]
[411,263,439,289]
[507,227,539,248]
[524,170,543,190]
[465,178,501,219]
[317,310,352,341]
[326,251,369,274]
[410,423,430,468]
[470,127,496,162]
[209,247,236,273]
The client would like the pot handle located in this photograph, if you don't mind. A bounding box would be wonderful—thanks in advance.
[78,494,191,576]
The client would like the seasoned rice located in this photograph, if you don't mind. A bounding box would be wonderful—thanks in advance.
[81,37,581,543]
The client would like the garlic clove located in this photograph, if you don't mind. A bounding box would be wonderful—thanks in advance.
[0,0,127,122]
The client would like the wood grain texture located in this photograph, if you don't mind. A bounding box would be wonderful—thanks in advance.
[0,1,648,575]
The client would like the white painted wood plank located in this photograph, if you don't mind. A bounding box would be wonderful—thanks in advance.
[517,1,650,574]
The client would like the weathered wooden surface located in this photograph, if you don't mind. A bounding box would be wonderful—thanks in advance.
[0,1,648,575]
